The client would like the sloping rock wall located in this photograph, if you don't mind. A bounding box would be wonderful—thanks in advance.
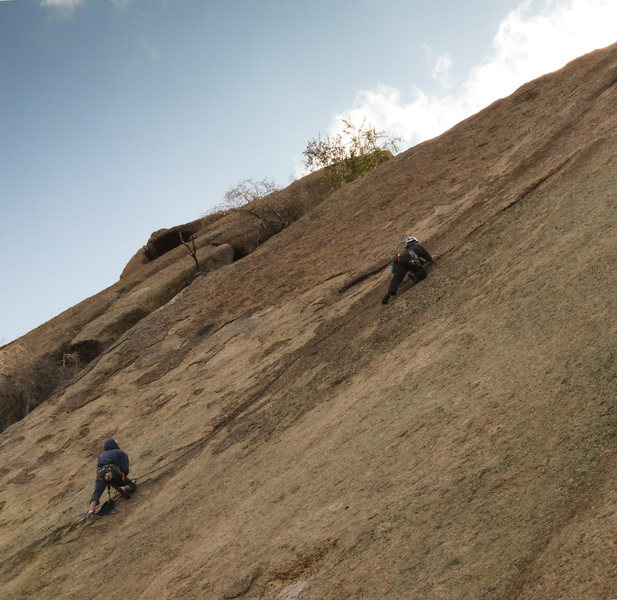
[1,42,617,600]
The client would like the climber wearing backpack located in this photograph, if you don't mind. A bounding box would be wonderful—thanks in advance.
[382,235,436,305]
[87,438,136,515]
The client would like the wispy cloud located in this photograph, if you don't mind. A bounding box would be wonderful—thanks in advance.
[329,0,617,149]
[41,0,133,18]
[110,0,133,10]
[41,0,83,18]
[431,53,454,88]
[143,39,160,61]
[421,43,454,89]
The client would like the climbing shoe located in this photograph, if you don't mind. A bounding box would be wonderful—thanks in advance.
[118,486,131,499]
[381,294,390,305]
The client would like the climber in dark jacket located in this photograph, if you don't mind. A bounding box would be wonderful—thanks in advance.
[88,438,136,515]
[382,235,436,304]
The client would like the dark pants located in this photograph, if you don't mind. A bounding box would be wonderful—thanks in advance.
[91,476,136,504]
[387,264,426,296]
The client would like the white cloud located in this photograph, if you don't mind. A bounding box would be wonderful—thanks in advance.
[421,43,454,88]
[41,0,83,17]
[330,0,617,149]
[110,0,133,10]
[431,52,454,88]
[143,39,159,61]
[41,0,132,18]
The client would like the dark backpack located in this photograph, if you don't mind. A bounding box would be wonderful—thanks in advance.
[390,248,421,270]
[97,464,124,485]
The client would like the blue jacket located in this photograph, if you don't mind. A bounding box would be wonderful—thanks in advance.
[97,438,130,475]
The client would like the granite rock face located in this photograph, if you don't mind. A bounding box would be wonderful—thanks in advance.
[2,43,617,600]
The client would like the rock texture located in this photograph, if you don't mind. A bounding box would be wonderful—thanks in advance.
[2,42,617,599]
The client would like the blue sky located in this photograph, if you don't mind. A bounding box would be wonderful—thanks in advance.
[1,0,616,344]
